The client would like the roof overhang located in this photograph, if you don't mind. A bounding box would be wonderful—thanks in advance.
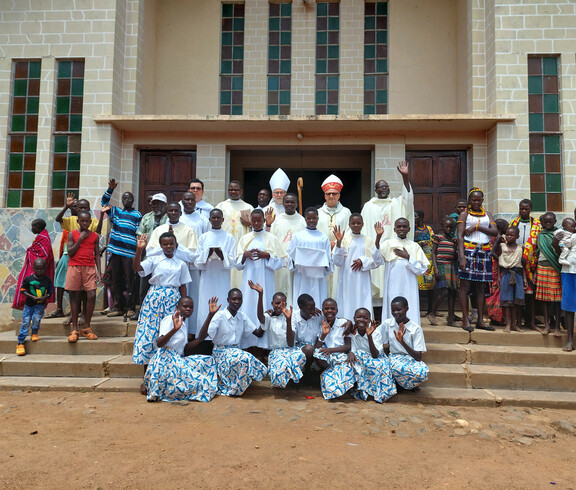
[93,113,516,135]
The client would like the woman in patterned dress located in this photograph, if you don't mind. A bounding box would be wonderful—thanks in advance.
[414,210,435,318]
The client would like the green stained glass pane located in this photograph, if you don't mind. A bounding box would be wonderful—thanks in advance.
[279,91,290,105]
[279,60,290,74]
[364,45,376,59]
[24,135,37,153]
[365,16,375,30]
[268,76,279,90]
[56,97,70,114]
[316,60,327,74]
[327,104,338,115]
[231,76,243,90]
[544,134,560,154]
[317,3,327,16]
[364,75,375,90]
[68,154,81,171]
[376,59,388,73]
[233,46,244,60]
[546,173,561,193]
[221,32,232,46]
[530,193,545,212]
[529,113,543,131]
[220,91,231,105]
[222,4,233,17]
[71,78,84,96]
[58,61,72,79]
[11,115,25,132]
[233,18,244,31]
[22,172,35,190]
[52,171,66,189]
[269,45,280,60]
[376,90,387,103]
[376,30,387,44]
[542,57,557,75]
[316,90,327,105]
[327,45,338,59]
[27,96,39,114]
[221,61,232,74]
[328,16,339,31]
[280,32,291,45]
[376,2,388,15]
[14,79,27,97]
[231,105,242,115]
[269,17,280,31]
[529,154,545,173]
[317,31,327,45]
[9,154,23,171]
[543,94,559,113]
[28,61,41,78]
[364,104,375,114]
[268,105,279,116]
[528,75,542,95]
[69,114,82,132]
[54,135,68,153]
[280,3,291,16]
[6,190,21,207]
[327,76,338,90]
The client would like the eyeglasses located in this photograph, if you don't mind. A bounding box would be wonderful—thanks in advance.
[325,192,340,197]
[189,186,203,191]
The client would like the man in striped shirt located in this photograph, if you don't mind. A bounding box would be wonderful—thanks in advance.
[101,179,142,317]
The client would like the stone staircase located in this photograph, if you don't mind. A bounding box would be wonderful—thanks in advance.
[1,314,575,408]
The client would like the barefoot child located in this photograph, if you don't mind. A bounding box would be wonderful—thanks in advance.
[249,281,306,388]
[332,214,384,320]
[348,308,396,403]
[132,232,191,393]
[381,296,429,391]
[144,296,219,403]
[313,298,355,400]
[535,212,562,336]
[15,259,53,356]
[197,289,267,396]
[494,226,527,333]
[429,217,458,326]
[66,211,102,343]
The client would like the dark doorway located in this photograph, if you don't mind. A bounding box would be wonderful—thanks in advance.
[231,149,372,214]
[138,150,196,211]
[406,150,467,232]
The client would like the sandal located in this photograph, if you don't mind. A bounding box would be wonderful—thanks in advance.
[80,328,98,340]
[47,309,65,318]
[68,330,79,343]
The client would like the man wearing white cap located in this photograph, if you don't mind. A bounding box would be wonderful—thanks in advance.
[134,193,168,318]
[317,174,351,298]
[361,160,414,320]
[266,168,290,216]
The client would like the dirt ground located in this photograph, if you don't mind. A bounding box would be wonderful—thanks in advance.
[1,389,575,489]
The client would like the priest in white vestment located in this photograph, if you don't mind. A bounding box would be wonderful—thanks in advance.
[380,218,429,321]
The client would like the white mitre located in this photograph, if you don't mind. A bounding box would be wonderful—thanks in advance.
[269,168,290,192]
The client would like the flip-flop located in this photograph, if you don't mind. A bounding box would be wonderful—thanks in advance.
[80,328,98,340]
[476,324,496,331]
[462,325,474,332]
[68,330,79,343]
[47,309,65,318]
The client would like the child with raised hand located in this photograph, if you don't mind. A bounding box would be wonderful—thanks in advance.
[249,281,306,388]
[313,298,356,400]
[535,212,562,336]
[132,232,191,394]
[429,217,459,326]
[381,296,429,392]
[15,258,53,356]
[348,308,396,403]
[494,226,527,333]
[195,289,267,396]
[332,214,384,321]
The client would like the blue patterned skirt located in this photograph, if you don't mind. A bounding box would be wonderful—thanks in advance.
[132,285,180,365]
[389,353,429,390]
[313,349,357,400]
[144,348,217,402]
[212,344,268,396]
[351,351,397,403]
[268,347,306,388]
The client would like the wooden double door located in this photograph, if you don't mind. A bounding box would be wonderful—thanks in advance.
[406,150,467,232]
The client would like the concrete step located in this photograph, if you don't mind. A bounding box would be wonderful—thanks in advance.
[0,331,134,355]
[0,354,140,378]
[426,364,468,389]
[466,344,576,368]
[12,315,137,338]
[469,365,576,391]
